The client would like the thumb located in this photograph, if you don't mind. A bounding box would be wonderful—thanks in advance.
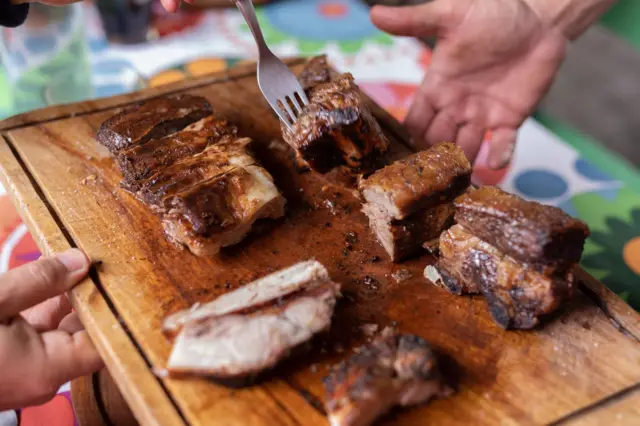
[0,249,89,321]
[370,1,454,38]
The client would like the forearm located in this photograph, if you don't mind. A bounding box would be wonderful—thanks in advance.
[525,0,618,40]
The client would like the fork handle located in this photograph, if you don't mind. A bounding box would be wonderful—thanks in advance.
[234,0,270,54]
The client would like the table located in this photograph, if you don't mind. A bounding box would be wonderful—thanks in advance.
[0,1,639,424]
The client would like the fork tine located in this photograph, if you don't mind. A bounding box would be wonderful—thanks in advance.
[293,92,308,112]
[286,96,301,117]
[279,99,296,124]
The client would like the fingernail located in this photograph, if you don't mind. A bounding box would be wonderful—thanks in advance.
[489,148,513,170]
[57,249,89,272]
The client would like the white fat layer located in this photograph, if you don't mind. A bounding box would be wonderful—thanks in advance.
[163,261,330,332]
[167,290,335,376]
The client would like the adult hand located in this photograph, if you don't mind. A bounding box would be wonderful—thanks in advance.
[371,0,567,168]
[0,249,103,411]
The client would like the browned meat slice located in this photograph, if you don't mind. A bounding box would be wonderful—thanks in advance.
[454,186,590,268]
[362,202,454,262]
[165,261,340,379]
[297,56,338,90]
[360,142,471,220]
[281,59,390,173]
[162,164,285,256]
[117,115,237,188]
[136,137,255,207]
[359,142,471,261]
[324,329,451,426]
[426,225,575,329]
[97,94,212,153]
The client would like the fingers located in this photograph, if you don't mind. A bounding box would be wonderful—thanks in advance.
[21,294,72,332]
[41,329,104,387]
[0,249,89,322]
[487,127,518,169]
[370,1,452,38]
[0,317,102,410]
[425,111,457,146]
[58,312,83,334]
[456,123,486,163]
[404,89,436,150]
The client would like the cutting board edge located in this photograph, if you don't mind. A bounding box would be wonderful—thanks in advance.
[0,134,188,426]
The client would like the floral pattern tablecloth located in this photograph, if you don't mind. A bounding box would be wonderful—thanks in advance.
[0,0,639,424]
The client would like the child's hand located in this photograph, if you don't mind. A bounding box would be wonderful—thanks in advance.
[371,0,567,168]
[0,249,103,410]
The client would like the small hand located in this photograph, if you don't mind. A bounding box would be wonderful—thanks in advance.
[0,249,104,411]
[371,0,567,168]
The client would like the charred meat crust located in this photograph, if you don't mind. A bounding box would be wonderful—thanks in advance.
[324,329,451,426]
[98,96,286,256]
[97,94,212,153]
[454,186,590,268]
[435,225,575,329]
[281,58,390,173]
[359,142,472,221]
[117,115,238,188]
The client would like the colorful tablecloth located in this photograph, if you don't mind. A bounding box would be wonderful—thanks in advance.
[0,1,639,424]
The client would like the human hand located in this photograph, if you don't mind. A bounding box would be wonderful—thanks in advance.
[0,249,104,411]
[371,0,567,168]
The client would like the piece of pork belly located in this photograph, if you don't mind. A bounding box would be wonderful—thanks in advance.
[362,202,455,262]
[162,164,285,256]
[455,186,590,268]
[324,329,451,426]
[163,260,332,333]
[360,142,471,220]
[97,94,212,153]
[165,261,340,379]
[427,225,575,329]
[359,142,471,261]
[117,115,237,188]
[281,59,389,173]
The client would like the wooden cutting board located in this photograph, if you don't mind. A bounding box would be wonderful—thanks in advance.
[1,57,639,426]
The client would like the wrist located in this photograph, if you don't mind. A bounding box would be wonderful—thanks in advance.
[524,0,617,40]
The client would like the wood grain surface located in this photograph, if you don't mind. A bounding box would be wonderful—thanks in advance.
[1,57,639,426]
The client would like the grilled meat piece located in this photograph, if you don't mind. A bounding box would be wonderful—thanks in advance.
[362,202,454,262]
[360,142,471,220]
[162,164,285,256]
[164,260,330,333]
[429,225,575,329]
[359,142,471,261]
[455,186,590,268]
[324,329,451,426]
[117,115,237,188]
[281,59,390,173]
[165,261,340,379]
[136,137,255,207]
[97,94,212,153]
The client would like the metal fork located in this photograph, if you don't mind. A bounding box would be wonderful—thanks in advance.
[234,0,309,130]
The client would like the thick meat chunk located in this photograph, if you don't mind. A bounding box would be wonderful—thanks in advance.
[360,142,471,220]
[324,329,451,426]
[359,142,471,261]
[362,202,454,262]
[97,94,212,153]
[117,115,237,188]
[165,261,340,379]
[454,186,590,268]
[162,164,286,256]
[428,225,575,329]
[281,59,389,173]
